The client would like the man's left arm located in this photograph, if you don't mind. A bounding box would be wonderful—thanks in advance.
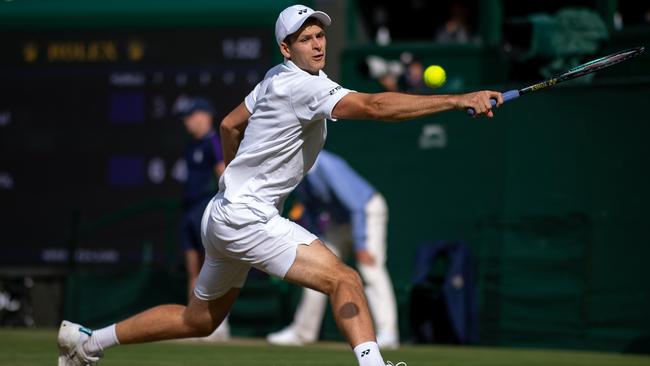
[220,102,251,167]
[214,161,225,177]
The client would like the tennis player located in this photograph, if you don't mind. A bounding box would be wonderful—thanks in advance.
[58,5,501,366]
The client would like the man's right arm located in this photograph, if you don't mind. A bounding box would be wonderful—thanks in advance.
[220,102,251,167]
[332,90,503,121]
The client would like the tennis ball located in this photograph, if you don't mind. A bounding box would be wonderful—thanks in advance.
[423,65,446,88]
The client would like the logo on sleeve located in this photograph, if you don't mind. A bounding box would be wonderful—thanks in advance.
[298,9,308,14]
[361,349,370,357]
[328,85,342,95]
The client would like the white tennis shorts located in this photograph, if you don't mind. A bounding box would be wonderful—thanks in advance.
[194,193,317,300]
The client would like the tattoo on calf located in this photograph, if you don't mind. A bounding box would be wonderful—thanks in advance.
[339,302,359,319]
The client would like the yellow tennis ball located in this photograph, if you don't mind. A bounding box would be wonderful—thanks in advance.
[423,65,446,88]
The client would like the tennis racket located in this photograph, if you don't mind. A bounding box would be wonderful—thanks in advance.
[467,46,645,116]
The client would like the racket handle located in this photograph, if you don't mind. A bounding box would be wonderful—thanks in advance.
[466,89,520,116]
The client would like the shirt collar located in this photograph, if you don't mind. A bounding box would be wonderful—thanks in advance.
[284,59,327,78]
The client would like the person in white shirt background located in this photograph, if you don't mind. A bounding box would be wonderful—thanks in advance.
[58,4,502,366]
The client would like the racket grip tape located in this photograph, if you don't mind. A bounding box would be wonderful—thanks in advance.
[466,89,520,116]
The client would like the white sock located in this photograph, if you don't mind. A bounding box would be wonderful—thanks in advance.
[354,341,385,366]
[84,324,119,354]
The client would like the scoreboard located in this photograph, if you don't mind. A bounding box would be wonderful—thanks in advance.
[0,29,273,267]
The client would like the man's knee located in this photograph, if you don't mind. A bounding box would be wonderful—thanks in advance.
[182,305,217,336]
[326,264,363,295]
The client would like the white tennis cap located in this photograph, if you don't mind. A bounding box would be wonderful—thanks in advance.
[275,4,331,46]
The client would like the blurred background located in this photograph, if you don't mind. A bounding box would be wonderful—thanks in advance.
[1,0,649,355]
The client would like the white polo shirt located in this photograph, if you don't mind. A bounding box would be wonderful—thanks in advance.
[219,60,352,221]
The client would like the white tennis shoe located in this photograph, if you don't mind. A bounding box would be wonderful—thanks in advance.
[386,361,408,366]
[266,326,312,346]
[57,320,102,366]
[377,332,400,350]
[202,321,231,342]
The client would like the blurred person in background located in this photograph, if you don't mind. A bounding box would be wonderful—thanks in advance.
[267,150,399,350]
[365,55,402,91]
[398,56,428,94]
[365,53,428,94]
[435,1,476,44]
[176,96,229,341]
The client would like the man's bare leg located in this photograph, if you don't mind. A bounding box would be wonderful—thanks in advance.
[283,240,375,346]
[58,288,240,366]
[116,287,240,344]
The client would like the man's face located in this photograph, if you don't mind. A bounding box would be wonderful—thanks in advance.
[281,22,327,75]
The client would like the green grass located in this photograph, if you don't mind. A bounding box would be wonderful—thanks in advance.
[1,328,649,366]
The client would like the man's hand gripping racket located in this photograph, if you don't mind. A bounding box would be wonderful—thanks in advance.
[466,46,645,116]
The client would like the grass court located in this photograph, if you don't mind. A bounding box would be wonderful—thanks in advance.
[2,328,649,366]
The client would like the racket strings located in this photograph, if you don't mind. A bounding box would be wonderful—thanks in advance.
[563,48,644,77]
